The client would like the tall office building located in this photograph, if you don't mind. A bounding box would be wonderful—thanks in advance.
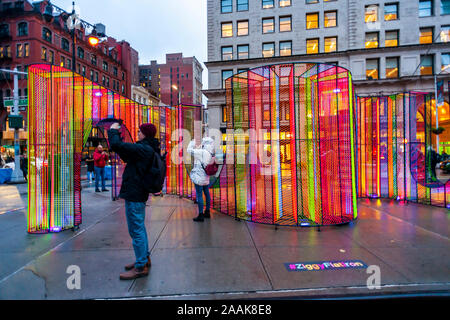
[139,53,204,106]
[204,0,450,132]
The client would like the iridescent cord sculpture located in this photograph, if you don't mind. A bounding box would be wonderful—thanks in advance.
[211,63,358,226]
[27,64,202,233]
[357,93,449,208]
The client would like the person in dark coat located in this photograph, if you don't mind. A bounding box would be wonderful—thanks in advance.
[108,122,160,280]
[85,153,95,183]
[20,154,28,182]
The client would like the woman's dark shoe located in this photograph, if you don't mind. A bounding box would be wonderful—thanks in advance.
[124,256,151,271]
[204,209,210,218]
[193,213,204,222]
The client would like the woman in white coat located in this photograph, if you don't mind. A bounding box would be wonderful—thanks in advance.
[187,137,215,222]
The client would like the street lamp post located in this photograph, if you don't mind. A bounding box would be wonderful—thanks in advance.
[172,84,181,106]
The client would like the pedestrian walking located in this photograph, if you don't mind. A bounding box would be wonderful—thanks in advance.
[187,137,216,222]
[108,122,162,280]
[20,153,28,182]
[93,145,109,192]
[85,153,95,183]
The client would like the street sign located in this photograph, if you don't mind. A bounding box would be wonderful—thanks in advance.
[8,115,23,129]
[3,99,27,107]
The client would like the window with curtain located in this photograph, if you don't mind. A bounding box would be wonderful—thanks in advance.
[386,57,399,78]
[306,13,319,29]
[221,0,232,13]
[385,30,399,47]
[366,59,379,79]
[237,44,249,59]
[306,38,319,54]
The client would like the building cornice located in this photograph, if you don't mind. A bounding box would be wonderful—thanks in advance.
[204,42,450,68]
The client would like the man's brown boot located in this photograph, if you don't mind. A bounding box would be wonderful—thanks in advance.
[124,256,152,271]
[119,265,149,280]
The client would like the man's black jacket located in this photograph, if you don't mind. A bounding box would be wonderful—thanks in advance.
[108,129,161,202]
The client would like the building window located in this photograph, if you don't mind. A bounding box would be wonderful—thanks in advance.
[238,68,249,74]
[306,38,319,54]
[90,70,94,80]
[280,0,291,7]
[66,59,71,69]
[420,55,434,75]
[0,24,9,37]
[221,22,233,37]
[386,57,399,78]
[237,20,249,36]
[279,16,292,32]
[61,38,70,52]
[16,44,23,58]
[113,67,118,77]
[420,27,434,44]
[324,11,337,28]
[262,0,274,9]
[306,0,319,3]
[24,43,29,57]
[442,53,450,72]
[324,37,337,52]
[419,0,433,17]
[237,44,249,59]
[262,42,275,57]
[5,45,11,58]
[263,17,275,33]
[82,66,86,77]
[385,30,399,47]
[279,41,292,56]
[42,27,52,43]
[441,0,450,14]
[221,0,232,13]
[103,61,108,72]
[222,70,233,88]
[95,72,99,83]
[77,47,84,59]
[365,5,378,23]
[366,59,379,80]
[384,3,399,20]
[222,46,233,60]
[441,25,450,42]
[91,54,97,65]
[237,0,248,11]
[17,22,28,36]
[365,32,379,48]
[41,47,47,61]
[306,13,319,29]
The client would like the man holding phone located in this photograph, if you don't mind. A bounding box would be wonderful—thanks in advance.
[108,121,160,280]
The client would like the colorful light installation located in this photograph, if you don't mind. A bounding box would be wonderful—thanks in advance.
[211,63,358,226]
[356,93,449,208]
[27,64,202,233]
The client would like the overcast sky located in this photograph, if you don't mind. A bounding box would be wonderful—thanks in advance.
[49,0,208,88]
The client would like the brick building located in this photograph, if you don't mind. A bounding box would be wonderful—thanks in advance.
[0,0,139,145]
[139,53,203,106]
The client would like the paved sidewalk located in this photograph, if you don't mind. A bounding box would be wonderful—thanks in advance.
[0,183,449,299]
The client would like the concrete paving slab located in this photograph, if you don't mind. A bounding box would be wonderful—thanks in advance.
[155,208,254,249]
[3,249,136,299]
[364,247,450,283]
[246,222,358,248]
[0,268,46,299]
[129,247,273,297]
[359,199,449,238]
[256,245,411,291]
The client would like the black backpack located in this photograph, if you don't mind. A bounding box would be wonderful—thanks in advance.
[144,150,167,194]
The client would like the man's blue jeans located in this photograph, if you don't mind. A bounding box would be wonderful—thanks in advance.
[125,201,149,269]
[194,184,210,214]
[94,166,105,190]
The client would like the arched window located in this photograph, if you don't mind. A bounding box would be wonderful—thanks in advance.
[77,47,84,59]
[61,38,70,52]
[42,27,52,42]
[0,24,9,37]
[17,22,28,36]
